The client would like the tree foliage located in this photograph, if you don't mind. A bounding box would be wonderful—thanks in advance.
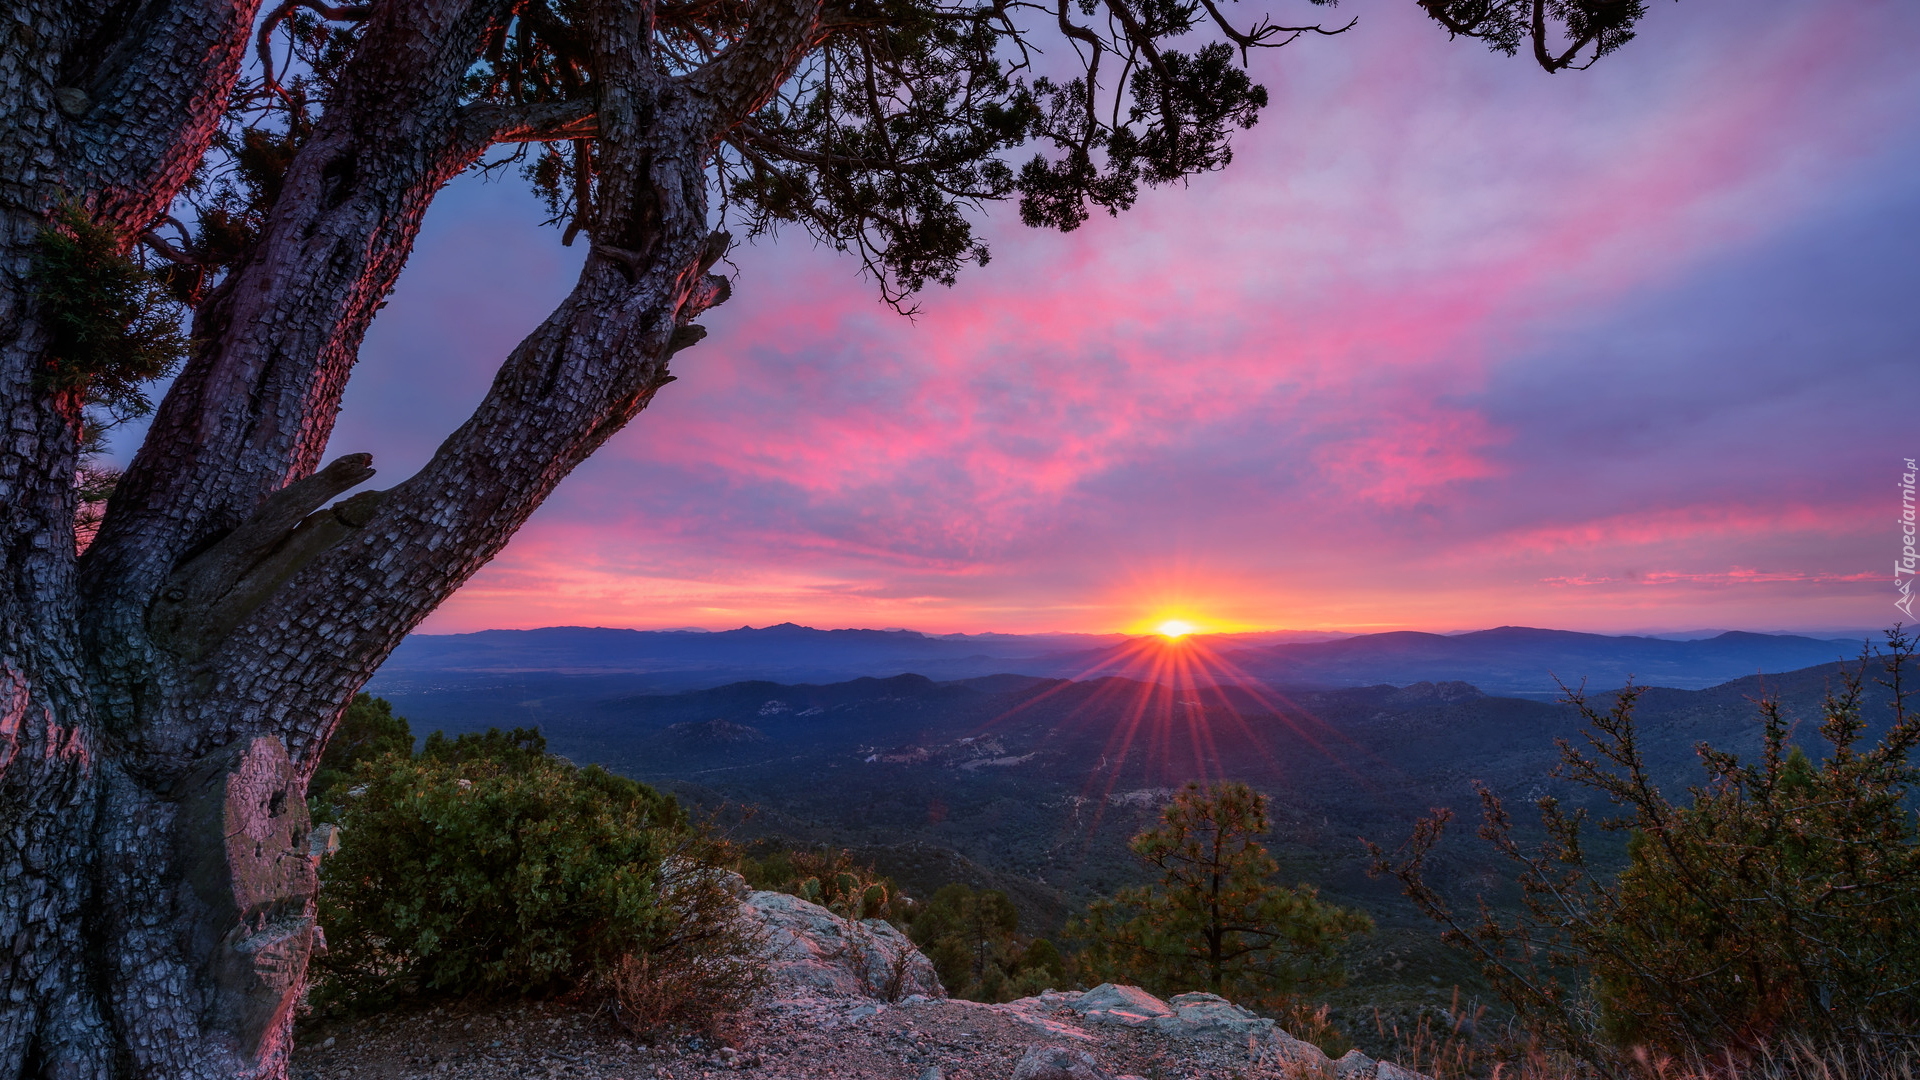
[908,882,1063,1001]
[140,0,1659,312]
[1370,631,1920,1067]
[28,203,188,419]
[1072,780,1371,1004]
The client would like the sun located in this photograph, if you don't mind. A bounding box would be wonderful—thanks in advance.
[1155,619,1196,639]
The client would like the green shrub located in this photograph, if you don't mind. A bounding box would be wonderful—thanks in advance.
[309,693,415,808]
[1371,632,1920,1066]
[311,710,751,1022]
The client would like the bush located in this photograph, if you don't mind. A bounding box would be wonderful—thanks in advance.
[1071,781,1372,1007]
[312,707,755,1032]
[1371,632,1920,1067]
[309,693,415,808]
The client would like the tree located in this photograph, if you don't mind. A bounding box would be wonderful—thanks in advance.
[1072,781,1371,1003]
[1368,633,1920,1068]
[909,882,1025,1000]
[0,0,1652,1075]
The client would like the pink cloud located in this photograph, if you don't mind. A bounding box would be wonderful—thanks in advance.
[339,0,1919,635]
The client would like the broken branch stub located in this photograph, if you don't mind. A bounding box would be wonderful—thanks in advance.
[149,455,384,660]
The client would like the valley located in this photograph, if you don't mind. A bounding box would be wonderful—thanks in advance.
[365,633,1900,1011]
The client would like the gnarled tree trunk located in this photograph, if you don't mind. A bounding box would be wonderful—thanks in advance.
[0,0,813,1075]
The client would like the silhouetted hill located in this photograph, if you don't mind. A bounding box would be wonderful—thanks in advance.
[1046,626,1863,696]
[372,623,1867,699]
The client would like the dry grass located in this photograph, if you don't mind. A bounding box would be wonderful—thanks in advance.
[1362,992,1919,1080]
[1369,989,1490,1079]
[1630,1039,1920,1080]
[603,940,769,1040]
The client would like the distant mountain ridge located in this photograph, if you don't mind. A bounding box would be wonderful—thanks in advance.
[1218,626,1862,695]
[375,622,1868,697]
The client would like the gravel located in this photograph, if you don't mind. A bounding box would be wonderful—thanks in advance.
[293,991,1333,1080]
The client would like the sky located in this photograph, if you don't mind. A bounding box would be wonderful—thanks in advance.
[315,0,1920,637]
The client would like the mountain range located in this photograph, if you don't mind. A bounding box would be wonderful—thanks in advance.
[372,623,1871,698]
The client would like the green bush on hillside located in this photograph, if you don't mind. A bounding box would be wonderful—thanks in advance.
[309,693,415,808]
[1372,631,1920,1065]
[311,703,751,1026]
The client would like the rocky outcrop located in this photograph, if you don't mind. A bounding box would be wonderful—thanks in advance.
[997,983,1434,1080]
[741,890,944,1001]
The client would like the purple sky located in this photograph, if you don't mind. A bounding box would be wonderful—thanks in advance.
[310,0,1919,636]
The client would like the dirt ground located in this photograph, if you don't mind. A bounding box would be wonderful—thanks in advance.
[292,991,1324,1080]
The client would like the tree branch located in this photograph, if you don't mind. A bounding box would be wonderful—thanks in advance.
[81,0,516,750]
[459,98,601,145]
[684,0,827,141]
[59,0,265,232]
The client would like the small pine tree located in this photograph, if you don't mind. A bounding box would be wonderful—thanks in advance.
[29,203,187,418]
[1072,781,1371,1004]
[909,883,1024,1000]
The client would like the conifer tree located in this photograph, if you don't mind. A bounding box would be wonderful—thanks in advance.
[1074,781,1371,1002]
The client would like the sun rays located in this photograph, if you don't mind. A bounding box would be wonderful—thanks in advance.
[957,626,1393,865]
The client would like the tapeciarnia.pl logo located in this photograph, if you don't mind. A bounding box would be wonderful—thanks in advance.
[1899,457,1917,619]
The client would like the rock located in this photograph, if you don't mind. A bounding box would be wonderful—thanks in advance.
[1328,1048,1435,1080]
[1068,984,1174,1027]
[1055,983,1354,1072]
[1159,992,1274,1038]
[1009,1045,1117,1080]
[308,822,341,858]
[741,890,944,1000]
[917,1068,945,1080]
[1335,1049,1379,1079]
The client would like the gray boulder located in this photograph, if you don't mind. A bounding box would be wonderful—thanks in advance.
[741,890,944,1000]
[1069,984,1175,1027]
[1335,1049,1380,1080]
[1010,1046,1117,1080]
[1158,992,1276,1039]
[1334,1047,1436,1080]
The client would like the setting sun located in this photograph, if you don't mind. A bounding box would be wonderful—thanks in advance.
[1156,620,1196,639]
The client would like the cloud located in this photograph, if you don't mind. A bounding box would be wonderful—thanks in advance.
[323,0,1920,635]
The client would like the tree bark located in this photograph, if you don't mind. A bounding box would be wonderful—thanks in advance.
[0,0,817,1076]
